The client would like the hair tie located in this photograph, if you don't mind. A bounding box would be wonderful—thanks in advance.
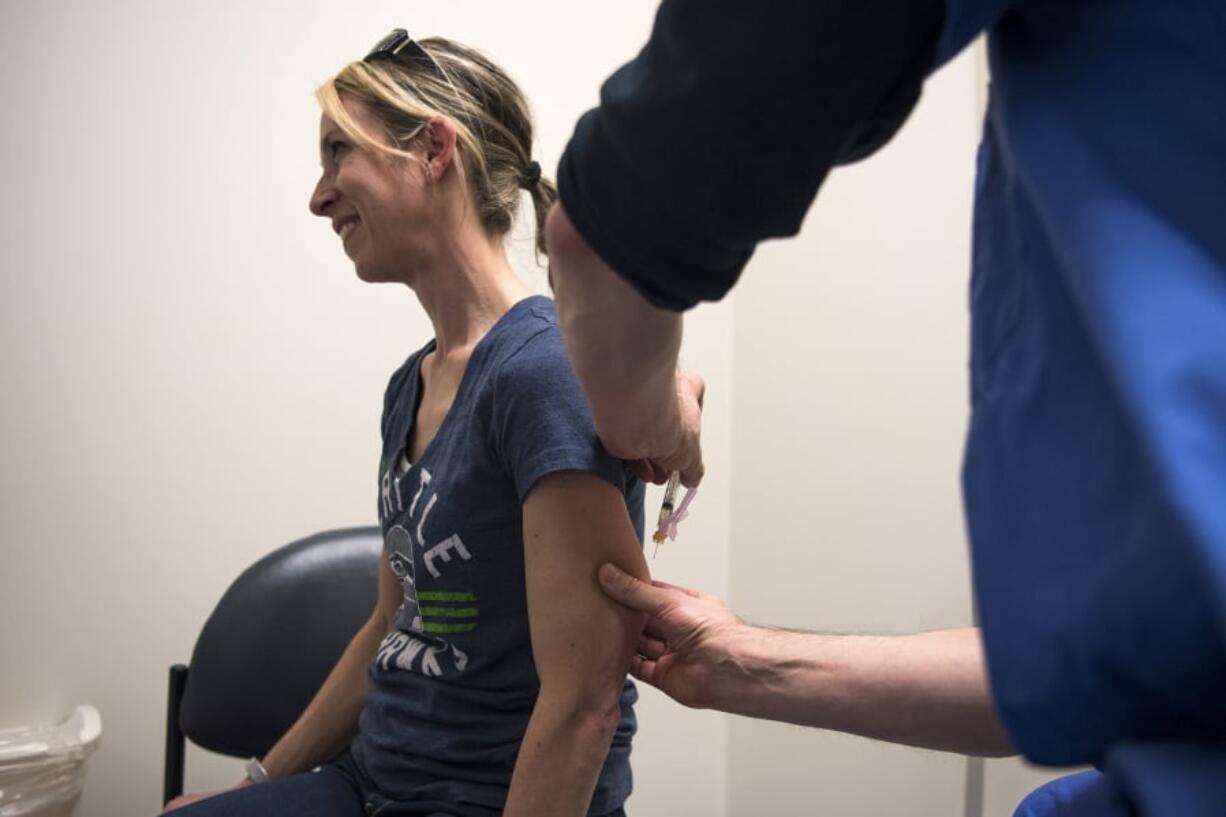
[519,161,542,190]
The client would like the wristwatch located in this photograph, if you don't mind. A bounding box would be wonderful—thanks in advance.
[244,757,271,784]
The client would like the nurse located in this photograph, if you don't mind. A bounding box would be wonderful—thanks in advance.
[547,1,1226,814]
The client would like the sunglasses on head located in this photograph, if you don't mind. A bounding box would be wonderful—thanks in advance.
[365,29,439,73]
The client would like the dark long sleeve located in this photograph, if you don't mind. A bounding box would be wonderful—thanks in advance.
[557,0,945,311]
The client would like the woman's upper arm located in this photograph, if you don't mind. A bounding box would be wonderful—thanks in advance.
[521,470,649,702]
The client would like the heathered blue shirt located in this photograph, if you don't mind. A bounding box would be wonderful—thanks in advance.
[351,296,644,815]
[559,1,1226,813]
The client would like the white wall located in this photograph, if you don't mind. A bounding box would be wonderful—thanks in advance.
[0,3,1066,816]
[726,48,981,816]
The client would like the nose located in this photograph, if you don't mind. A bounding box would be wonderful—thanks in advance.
[309,174,337,217]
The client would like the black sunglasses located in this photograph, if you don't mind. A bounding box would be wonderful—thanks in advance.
[365,29,438,72]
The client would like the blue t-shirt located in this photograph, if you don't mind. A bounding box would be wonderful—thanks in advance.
[350,296,645,815]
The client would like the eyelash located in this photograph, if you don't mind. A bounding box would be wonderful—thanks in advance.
[329,140,348,160]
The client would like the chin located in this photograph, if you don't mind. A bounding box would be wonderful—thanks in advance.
[353,261,405,285]
[352,257,385,283]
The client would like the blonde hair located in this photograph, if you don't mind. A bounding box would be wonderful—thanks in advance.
[316,38,556,258]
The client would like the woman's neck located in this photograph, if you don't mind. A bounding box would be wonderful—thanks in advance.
[410,228,533,361]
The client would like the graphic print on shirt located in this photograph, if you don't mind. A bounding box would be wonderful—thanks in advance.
[378,458,475,677]
[385,524,423,631]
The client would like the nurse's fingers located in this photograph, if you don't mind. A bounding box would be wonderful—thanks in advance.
[637,634,668,660]
[630,654,662,688]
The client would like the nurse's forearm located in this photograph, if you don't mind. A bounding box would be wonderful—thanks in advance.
[547,203,683,461]
[730,626,1015,757]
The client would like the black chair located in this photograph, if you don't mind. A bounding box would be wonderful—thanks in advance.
[163,527,383,805]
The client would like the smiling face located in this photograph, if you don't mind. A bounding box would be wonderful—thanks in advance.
[308,97,433,283]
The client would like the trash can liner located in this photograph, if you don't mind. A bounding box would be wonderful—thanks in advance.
[0,706,102,817]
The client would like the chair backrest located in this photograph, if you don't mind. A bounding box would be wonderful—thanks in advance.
[178,527,382,758]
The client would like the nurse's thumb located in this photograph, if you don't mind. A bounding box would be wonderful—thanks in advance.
[599,563,667,616]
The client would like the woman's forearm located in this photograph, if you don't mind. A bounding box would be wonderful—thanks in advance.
[503,691,621,817]
[259,613,389,777]
[731,626,1015,757]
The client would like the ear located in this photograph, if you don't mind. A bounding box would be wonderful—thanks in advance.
[421,115,458,183]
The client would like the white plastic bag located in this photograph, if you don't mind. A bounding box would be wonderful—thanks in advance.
[0,706,102,817]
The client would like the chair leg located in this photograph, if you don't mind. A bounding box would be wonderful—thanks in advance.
[164,664,189,805]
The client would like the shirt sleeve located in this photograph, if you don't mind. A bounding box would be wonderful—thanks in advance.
[558,0,960,311]
[490,329,632,503]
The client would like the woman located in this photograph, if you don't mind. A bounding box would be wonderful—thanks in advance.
[165,30,649,817]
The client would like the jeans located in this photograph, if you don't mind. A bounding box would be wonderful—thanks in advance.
[168,752,627,817]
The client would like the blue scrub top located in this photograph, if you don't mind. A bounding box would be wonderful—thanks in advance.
[938,1,1226,813]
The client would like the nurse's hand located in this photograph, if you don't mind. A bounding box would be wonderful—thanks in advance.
[597,563,748,710]
[627,371,705,487]
[600,567,1018,756]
